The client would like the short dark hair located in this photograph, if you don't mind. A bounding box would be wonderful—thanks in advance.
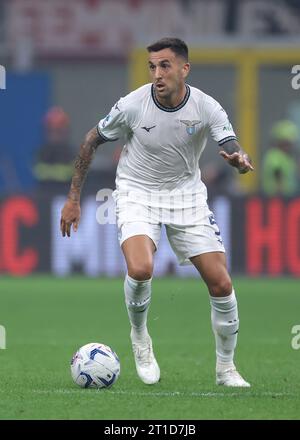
[147,37,188,61]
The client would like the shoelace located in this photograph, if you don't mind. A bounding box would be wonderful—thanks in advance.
[133,343,153,366]
[227,369,241,378]
[219,368,244,382]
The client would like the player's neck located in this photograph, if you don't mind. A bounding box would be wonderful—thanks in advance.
[155,84,187,108]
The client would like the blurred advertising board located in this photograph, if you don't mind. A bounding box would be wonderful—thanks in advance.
[6,0,300,58]
[1,194,299,277]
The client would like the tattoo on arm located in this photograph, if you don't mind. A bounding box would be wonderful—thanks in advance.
[68,126,106,202]
[220,139,253,172]
[220,139,241,155]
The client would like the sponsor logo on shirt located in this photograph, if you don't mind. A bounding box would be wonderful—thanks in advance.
[223,122,233,131]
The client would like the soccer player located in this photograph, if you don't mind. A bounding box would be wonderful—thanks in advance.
[61,38,253,387]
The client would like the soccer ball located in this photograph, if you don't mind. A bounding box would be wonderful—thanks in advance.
[70,342,120,389]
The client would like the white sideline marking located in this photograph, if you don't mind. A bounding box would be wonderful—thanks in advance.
[32,389,294,398]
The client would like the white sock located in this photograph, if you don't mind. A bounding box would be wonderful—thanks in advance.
[210,290,239,371]
[124,274,152,343]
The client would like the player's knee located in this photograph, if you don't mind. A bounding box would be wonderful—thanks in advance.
[127,262,153,281]
[209,276,232,297]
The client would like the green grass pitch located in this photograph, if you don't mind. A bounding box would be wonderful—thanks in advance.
[0,276,299,420]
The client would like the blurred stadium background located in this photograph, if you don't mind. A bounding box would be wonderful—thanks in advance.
[1,0,300,278]
[1,0,300,420]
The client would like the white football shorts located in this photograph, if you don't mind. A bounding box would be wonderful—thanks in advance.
[114,195,225,266]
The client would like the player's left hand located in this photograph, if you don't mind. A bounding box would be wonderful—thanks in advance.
[219,151,254,174]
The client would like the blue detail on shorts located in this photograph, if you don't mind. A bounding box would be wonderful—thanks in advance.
[208,214,216,225]
[79,372,93,388]
[209,213,223,244]
[90,348,110,360]
[118,228,122,241]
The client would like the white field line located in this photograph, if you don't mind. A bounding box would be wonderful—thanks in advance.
[31,389,295,398]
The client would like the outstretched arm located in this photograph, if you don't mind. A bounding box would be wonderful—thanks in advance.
[219,139,254,174]
[60,126,106,237]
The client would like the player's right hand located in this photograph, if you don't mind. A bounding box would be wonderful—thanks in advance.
[60,199,81,237]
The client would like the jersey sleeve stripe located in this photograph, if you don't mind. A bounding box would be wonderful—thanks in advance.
[97,125,119,142]
[218,136,237,146]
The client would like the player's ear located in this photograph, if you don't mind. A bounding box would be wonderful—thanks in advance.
[182,62,190,79]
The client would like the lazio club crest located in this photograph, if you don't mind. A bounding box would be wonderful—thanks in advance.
[180,119,201,135]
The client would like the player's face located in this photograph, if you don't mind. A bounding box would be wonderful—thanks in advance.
[148,49,190,101]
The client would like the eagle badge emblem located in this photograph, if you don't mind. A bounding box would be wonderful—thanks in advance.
[180,120,201,135]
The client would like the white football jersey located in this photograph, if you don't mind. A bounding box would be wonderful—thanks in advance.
[98,83,236,208]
